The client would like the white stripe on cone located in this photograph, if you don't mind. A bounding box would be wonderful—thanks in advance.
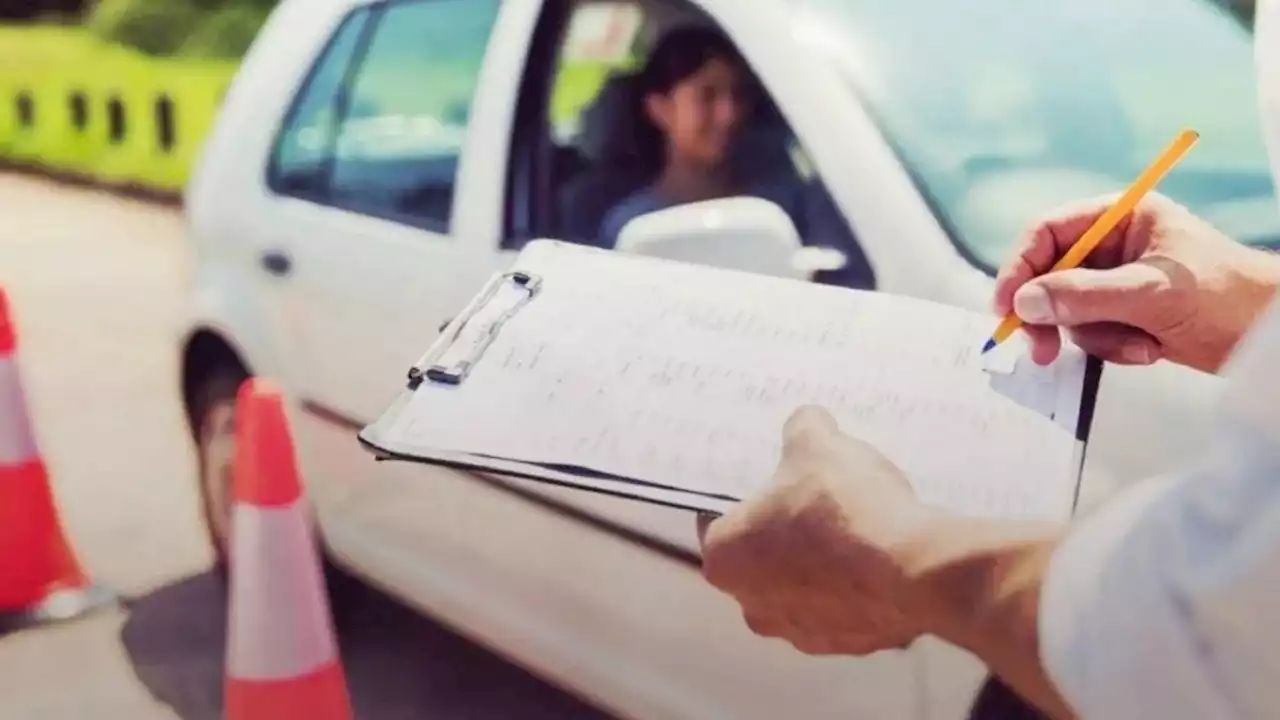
[227,498,339,681]
[0,356,38,466]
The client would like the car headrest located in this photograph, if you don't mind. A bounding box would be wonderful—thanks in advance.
[576,71,645,164]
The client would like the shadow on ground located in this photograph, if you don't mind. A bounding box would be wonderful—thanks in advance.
[120,571,612,720]
[119,573,225,720]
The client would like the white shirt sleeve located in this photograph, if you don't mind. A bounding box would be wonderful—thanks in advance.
[1256,0,1280,185]
[1038,296,1280,720]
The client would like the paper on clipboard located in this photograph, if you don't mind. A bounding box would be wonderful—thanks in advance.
[360,240,1101,521]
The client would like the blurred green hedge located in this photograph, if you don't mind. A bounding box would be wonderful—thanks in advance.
[85,0,275,59]
[0,0,266,192]
[0,25,238,192]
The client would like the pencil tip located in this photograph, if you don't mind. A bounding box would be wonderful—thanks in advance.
[980,338,996,354]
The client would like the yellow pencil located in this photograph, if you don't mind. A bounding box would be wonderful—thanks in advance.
[981,127,1200,354]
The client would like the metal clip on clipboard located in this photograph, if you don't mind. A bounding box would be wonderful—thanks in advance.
[406,271,542,390]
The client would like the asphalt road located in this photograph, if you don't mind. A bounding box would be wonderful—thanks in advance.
[0,172,611,720]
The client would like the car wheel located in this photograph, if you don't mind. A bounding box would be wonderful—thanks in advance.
[192,366,245,576]
[190,365,360,621]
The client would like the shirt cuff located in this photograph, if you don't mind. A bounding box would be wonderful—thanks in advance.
[1037,473,1183,717]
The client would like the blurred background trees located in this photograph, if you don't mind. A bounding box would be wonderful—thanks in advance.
[0,0,279,58]
[85,0,278,57]
[0,0,90,21]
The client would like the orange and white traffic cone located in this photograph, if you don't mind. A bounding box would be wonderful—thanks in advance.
[0,287,114,632]
[224,378,352,720]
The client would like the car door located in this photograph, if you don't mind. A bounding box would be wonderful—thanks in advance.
[260,0,509,510]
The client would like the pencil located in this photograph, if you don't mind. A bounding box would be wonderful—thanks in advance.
[981,127,1200,354]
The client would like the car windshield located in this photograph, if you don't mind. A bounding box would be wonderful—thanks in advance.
[797,0,1280,270]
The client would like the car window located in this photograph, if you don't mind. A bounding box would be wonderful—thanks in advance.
[268,0,503,232]
[801,0,1280,271]
[269,8,374,197]
[331,0,502,230]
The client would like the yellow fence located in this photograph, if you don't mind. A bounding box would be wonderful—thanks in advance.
[0,26,238,194]
[0,25,628,197]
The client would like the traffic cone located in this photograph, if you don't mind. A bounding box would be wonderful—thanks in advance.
[224,378,353,720]
[0,287,115,632]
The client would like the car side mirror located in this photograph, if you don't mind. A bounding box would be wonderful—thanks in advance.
[613,197,846,279]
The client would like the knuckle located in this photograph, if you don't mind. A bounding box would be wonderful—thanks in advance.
[779,463,836,510]
[700,542,747,591]
[782,426,821,460]
[744,612,780,638]
[700,552,731,587]
[782,407,838,458]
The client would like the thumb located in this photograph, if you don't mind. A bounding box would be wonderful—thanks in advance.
[781,405,839,462]
[1012,262,1170,328]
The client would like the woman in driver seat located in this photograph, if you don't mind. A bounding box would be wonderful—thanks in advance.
[599,26,800,246]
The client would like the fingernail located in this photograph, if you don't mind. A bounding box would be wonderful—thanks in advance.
[1013,284,1059,324]
[1122,341,1154,364]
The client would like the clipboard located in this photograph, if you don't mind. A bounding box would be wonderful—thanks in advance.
[362,264,740,513]
[407,270,542,389]
[358,240,1105,519]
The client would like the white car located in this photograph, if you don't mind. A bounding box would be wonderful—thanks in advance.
[180,0,1277,717]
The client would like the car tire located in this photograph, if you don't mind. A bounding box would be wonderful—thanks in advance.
[190,364,360,623]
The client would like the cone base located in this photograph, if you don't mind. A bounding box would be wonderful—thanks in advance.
[226,661,353,720]
[0,460,91,611]
[0,584,117,634]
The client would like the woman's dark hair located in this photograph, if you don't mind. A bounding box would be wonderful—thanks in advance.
[631,26,747,161]
[638,26,745,96]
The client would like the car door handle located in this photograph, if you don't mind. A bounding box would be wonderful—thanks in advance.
[260,250,293,276]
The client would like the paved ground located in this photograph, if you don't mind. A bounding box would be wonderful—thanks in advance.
[0,172,610,720]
